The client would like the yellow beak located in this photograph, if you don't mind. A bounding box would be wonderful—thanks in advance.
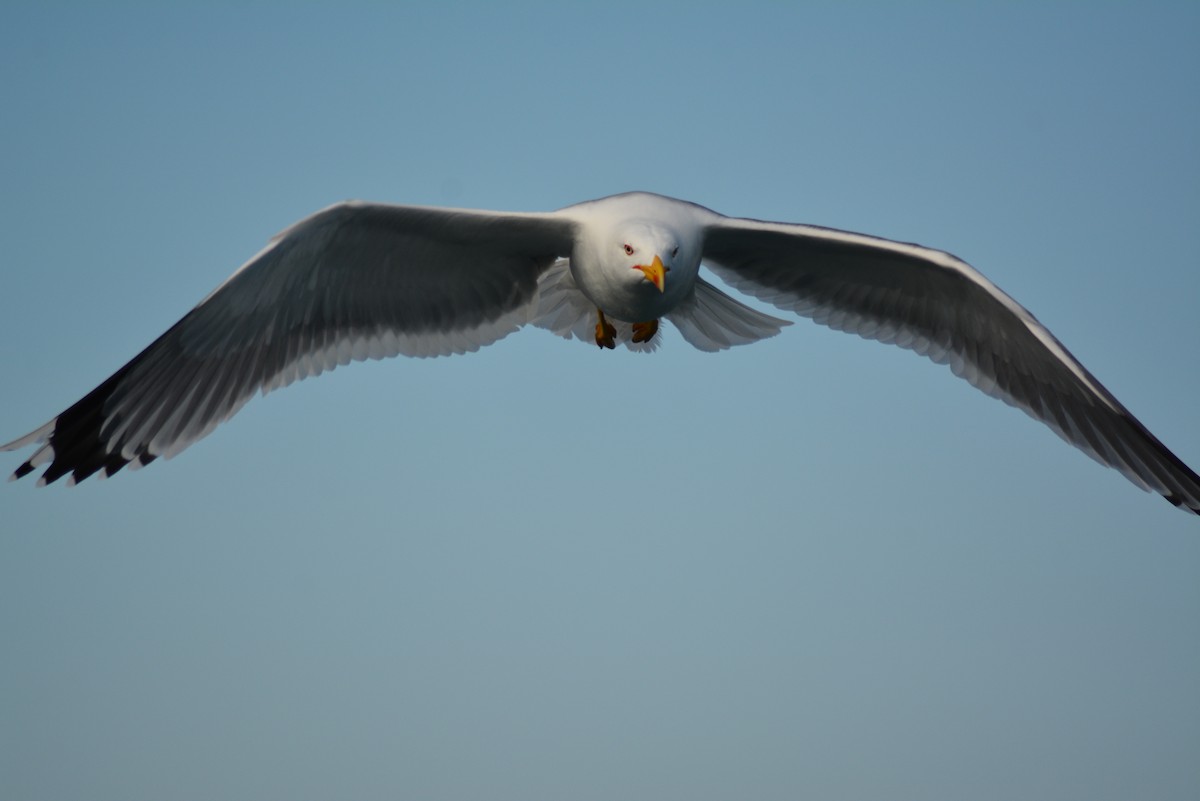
[637,255,668,293]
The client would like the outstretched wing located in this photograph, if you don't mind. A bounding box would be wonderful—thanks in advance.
[701,215,1200,514]
[3,202,575,484]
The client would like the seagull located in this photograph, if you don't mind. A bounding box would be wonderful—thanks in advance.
[3,192,1197,514]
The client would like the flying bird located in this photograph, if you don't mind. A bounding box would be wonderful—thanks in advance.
[3,192,1197,514]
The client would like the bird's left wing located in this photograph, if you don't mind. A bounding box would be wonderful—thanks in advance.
[3,202,575,484]
[700,215,1200,514]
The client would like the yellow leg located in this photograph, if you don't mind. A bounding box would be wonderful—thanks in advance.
[631,319,659,343]
[595,309,616,349]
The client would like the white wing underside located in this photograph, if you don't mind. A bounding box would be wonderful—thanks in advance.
[10,304,534,484]
[532,258,790,352]
[137,301,536,463]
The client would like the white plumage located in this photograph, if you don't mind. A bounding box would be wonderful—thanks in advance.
[3,191,1197,515]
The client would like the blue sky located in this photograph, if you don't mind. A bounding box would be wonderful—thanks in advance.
[2,3,1198,799]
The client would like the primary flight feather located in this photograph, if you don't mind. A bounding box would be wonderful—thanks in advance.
[4,191,1197,515]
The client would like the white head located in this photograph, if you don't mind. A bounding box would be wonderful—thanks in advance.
[612,220,680,293]
[565,192,705,320]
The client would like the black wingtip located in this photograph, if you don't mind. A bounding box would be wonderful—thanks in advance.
[1163,491,1200,516]
[9,356,144,486]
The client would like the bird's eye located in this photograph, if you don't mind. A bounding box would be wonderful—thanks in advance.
[623,243,635,256]
[672,246,679,258]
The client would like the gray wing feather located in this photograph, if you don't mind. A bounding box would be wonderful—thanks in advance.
[702,216,1200,514]
[4,202,575,484]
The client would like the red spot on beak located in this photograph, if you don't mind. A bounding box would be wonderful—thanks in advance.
[636,255,668,292]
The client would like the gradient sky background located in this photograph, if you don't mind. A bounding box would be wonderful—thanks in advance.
[2,3,1198,800]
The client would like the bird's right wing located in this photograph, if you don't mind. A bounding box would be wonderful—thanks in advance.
[3,202,575,485]
[701,214,1200,515]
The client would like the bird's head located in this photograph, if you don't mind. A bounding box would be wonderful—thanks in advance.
[614,223,680,293]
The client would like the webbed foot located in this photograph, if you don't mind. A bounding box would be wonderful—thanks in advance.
[595,309,616,349]
[631,319,659,343]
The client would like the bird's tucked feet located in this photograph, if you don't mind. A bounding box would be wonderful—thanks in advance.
[595,309,616,349]
[631,319,659,344]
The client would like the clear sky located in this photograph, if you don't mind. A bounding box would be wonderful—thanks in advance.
[2,3,1198,799]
